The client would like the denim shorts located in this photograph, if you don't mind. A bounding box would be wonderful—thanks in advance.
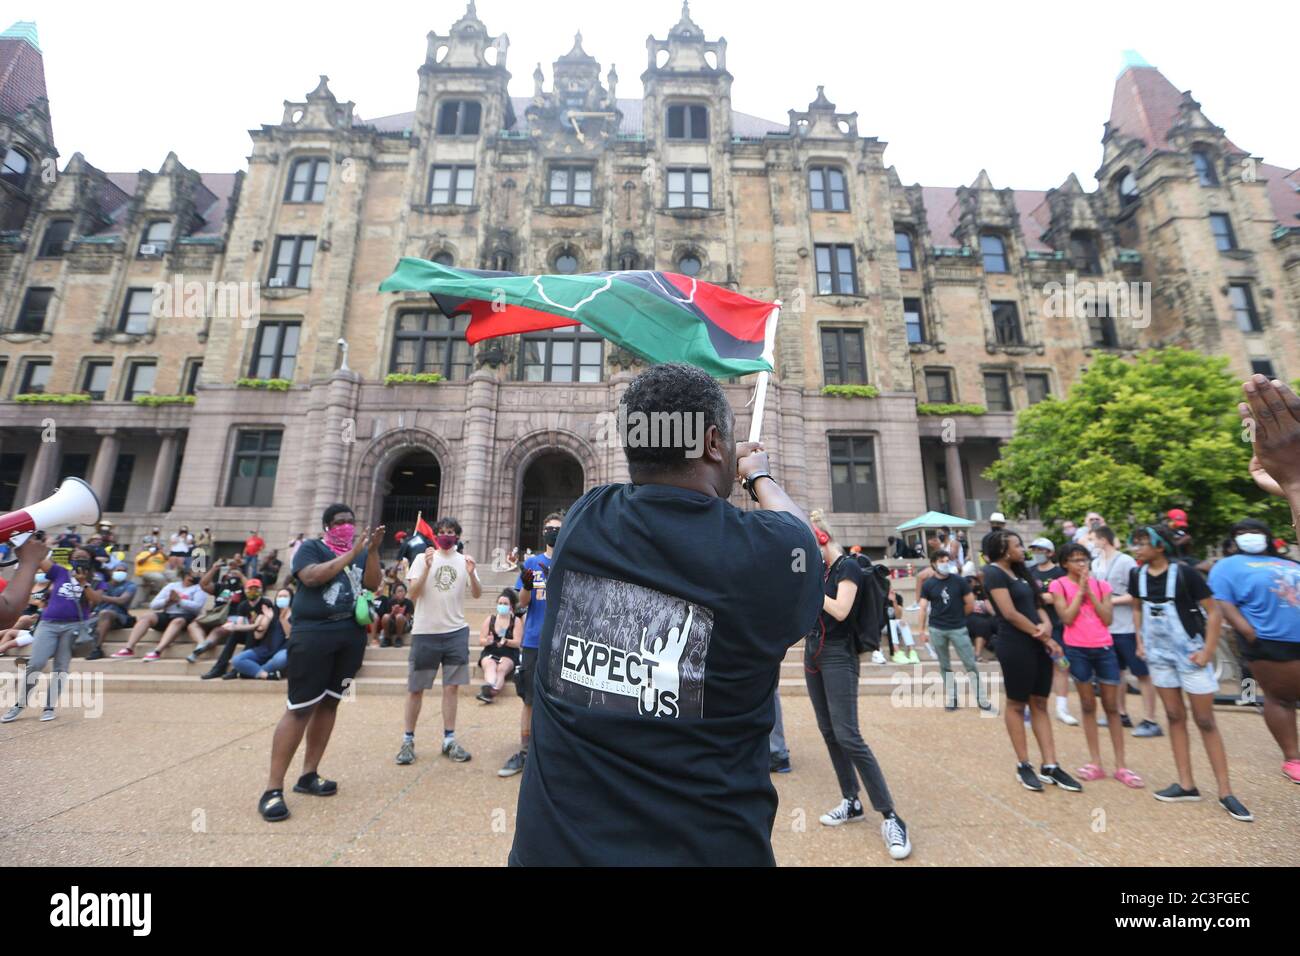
[1065,644,1121,685]
[1110,632,1149,678]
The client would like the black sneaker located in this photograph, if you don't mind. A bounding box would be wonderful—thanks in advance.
[394,638,404,648]
[85,647,105,662]
[1017,762,1044,791]
[819,797,865,826]
[200,666,225,680]
[498,751,526,777]
[1154,783,1202,802]
[1218,795,1253,822]
[475,684,493,703]
[379,637,391,648]
[1120,713,1134,729]
[1039,765,1083,792]
[258,789,290,822]
[293,771,338,796]
[770,754,791,774]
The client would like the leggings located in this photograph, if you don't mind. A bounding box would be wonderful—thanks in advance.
[804,634,895,814]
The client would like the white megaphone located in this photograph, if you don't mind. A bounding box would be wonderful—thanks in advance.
[0,476,102,551]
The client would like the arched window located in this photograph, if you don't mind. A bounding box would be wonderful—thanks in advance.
[553,249,579,274]
[1116,169,1139,207]
[618,250,639,271]
[432,251,454,266]
[1191,149,1219,187]
[1,147,31,191]
[139,221,172,256]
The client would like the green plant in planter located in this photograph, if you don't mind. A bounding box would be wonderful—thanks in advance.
[14,393,91,404]
[821,384,880,399]
[133,394,196,406]
[235,378,292,391]
[917,402,987,416]
[384,372,445,386]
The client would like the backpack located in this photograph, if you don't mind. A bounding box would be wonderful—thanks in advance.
[830,554,889,655]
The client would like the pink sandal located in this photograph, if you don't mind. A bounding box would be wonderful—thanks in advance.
[1076,763,1106,781]
[1114,768,1144,789]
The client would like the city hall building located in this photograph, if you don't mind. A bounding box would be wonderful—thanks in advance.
[1,5,1297,557]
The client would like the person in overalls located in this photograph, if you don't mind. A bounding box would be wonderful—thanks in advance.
[1129,524,1253,822]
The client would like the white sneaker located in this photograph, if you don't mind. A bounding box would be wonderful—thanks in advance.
[1,705,22,723]
[870,650,886,665]
[1056,710,1079,726]
[881,815,912,860]
[819,797,865,827]
[40,709,56,722]
[924,643,938,660]
[1097,713,1109,727]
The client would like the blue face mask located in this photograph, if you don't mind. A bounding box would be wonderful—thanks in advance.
[276,596,291,609]
[112,571,128,583]
[35,572,47,584]
[497,603,511,615]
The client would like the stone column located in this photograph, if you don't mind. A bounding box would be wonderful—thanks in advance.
[312,371,361,522]
[944,439,968,518]
[147,430,180,514]
[26,433,60,501]
[460,368,499,554]
[89,429,121,506]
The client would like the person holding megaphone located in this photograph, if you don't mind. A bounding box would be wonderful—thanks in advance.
[0,477,102,632]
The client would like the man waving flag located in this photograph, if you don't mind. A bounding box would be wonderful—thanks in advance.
[378,258,778,381]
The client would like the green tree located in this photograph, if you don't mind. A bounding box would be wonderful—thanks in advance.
[985,348,1292,546]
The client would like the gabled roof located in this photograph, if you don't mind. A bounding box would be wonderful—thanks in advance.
[916,185,1051,251]
[1262,163,1300,229]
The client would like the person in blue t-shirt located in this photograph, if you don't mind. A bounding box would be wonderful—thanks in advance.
[498,512,563,778]
[1208,518,1300,783]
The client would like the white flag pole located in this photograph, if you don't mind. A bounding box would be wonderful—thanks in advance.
[747,301,782,445]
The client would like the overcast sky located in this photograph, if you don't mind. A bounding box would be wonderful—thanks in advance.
[21,0,1297,190]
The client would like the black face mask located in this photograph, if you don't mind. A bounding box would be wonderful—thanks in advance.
[542,527,560,547]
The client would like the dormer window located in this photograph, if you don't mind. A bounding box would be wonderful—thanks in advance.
[437,100,482,136]
[666,104,708,140]
[1,147,31,191]
[980,233,1008,273]
[1192,150,1219,187]
[286,158,329,203]
[139,221,172,257]
[1116,169,1139,207]
[1069,231,1102,275]
[39,220,73,258]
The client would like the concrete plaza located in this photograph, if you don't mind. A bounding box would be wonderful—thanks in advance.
[1,679,1294,866]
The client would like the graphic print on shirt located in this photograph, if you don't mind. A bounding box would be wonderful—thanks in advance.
[547,570,712,718]
[321,563,363,612]
[433,564,457,592]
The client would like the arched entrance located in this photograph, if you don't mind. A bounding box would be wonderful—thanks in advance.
[380,450,441,550]
[518,451,583,552]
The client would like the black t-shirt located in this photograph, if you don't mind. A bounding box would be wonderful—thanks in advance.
[920,573,971,630]
[232,597,273,620]
[290,538,368,632]
[1029,565,1068,628]
[510,482,824,867]
[214,572,244,607]
[397,535,429,566]
[1128,563,1211,639]
[377,596,414,617]
[982,564,1041,639]
[260,558,282,585]
[821,557,865,642]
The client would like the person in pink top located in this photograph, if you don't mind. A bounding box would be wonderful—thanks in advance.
[1049,543,1143,789]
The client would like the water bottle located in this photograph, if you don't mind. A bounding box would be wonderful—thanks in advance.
[1050,647,1070,671]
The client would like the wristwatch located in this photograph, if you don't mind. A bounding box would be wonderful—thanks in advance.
[742,471,774,502]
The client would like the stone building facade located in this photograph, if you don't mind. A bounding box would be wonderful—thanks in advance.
[1,10,1297,558]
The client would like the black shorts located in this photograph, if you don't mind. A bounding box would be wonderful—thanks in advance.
[1240,637,1300,664]
[518,646,538,705]
[286,625,367,710]
[156,609,196,629]
[995,628,1053,701]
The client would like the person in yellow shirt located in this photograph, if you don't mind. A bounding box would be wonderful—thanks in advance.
[134,545,170,607]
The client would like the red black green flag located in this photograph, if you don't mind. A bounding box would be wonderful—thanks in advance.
[378,257,777,379]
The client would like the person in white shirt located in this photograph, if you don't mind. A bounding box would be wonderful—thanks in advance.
[397,516,481,766]
[114,572,208,660]
[1091,526,1162,737]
